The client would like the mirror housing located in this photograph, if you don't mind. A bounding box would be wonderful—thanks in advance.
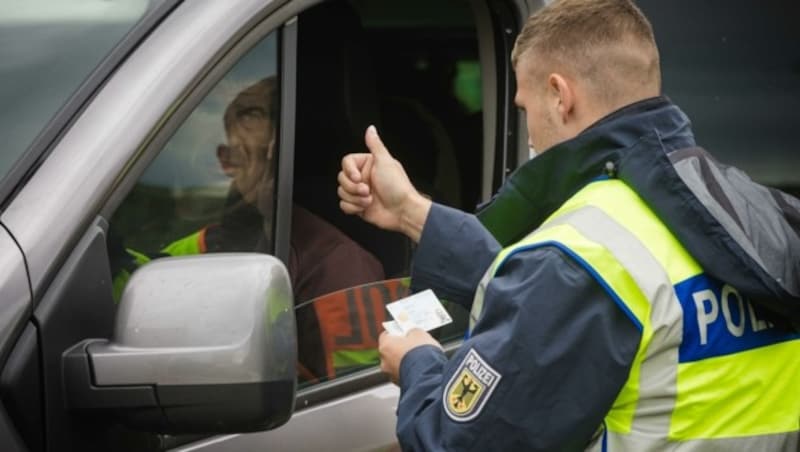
[63,254,296,434]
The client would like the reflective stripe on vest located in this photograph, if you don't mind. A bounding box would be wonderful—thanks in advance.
[470,179,800,450]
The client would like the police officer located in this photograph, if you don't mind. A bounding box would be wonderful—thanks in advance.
[337,0,800,450]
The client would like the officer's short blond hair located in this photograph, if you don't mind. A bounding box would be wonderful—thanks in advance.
[512,0,661,106]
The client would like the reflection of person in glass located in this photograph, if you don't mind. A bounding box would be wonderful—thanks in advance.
[217,78,277,219]
[199,76,385,303]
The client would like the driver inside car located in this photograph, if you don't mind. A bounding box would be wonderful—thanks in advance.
[110,77,386,381]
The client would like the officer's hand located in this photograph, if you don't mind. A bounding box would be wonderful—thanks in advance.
[338,152,373,214]
[379,328,442,385]
[338,126,431,241]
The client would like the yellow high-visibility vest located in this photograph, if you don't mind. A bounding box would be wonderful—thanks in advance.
[470,179,800,450]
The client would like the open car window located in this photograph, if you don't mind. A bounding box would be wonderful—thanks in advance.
[286,0,484,392]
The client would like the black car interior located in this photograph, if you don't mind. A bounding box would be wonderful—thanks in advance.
[293,0,483,277]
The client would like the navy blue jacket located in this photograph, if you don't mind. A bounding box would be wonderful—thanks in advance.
[397,98,697,451]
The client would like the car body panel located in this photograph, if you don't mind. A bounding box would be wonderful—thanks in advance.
[0,0,182,207]
[1,0,285,302]
[0,224,32,366]
[174,384,400,452]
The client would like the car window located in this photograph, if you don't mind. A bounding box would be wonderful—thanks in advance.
[0,0,161,184]
[290,0,484,286]
[289,0,478,391]
[639,0,800,197]
[108,31,280,299]
[358,0,484,210]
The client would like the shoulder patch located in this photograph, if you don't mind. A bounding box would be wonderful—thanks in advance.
[443,348,501,422]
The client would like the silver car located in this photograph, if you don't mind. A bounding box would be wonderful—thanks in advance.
[0,0,797,451]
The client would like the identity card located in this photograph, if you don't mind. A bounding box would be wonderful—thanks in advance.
[383,289,453,336]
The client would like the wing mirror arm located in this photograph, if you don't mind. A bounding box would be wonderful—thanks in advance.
[63,339,167,428]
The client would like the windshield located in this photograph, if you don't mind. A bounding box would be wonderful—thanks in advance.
[0,0,156,183]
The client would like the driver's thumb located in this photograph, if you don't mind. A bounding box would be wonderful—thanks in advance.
[365,125,391,159]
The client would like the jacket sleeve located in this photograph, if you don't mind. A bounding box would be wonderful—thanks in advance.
[395,246,642,451]
[410,203,501,310]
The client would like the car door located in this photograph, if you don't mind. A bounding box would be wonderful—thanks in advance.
[124,0,531,450]
[0,226,33,452]
[170,0,535,450]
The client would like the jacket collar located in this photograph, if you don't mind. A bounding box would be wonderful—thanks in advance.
[477,96,694,246]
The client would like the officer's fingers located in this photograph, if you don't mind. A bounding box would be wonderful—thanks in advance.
[338,185,372,207]
[379,359,398,385]
[378,333,400,384]
[340,199,367,216]
[406,328,444,350]
[337,187,372,213]
[378,330,390,351]
[378,330,399,357]
[337,170,369,196]
[405,328,430,339]
[362,151,374,185]
[365,125,392,160]
[341,153,371,182]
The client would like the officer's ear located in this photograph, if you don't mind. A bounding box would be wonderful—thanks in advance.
[547,72,575,124]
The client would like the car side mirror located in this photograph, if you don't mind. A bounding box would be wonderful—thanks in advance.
[63,254,296,434]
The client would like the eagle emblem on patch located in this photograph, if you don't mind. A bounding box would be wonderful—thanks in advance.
[443,348,501,422]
